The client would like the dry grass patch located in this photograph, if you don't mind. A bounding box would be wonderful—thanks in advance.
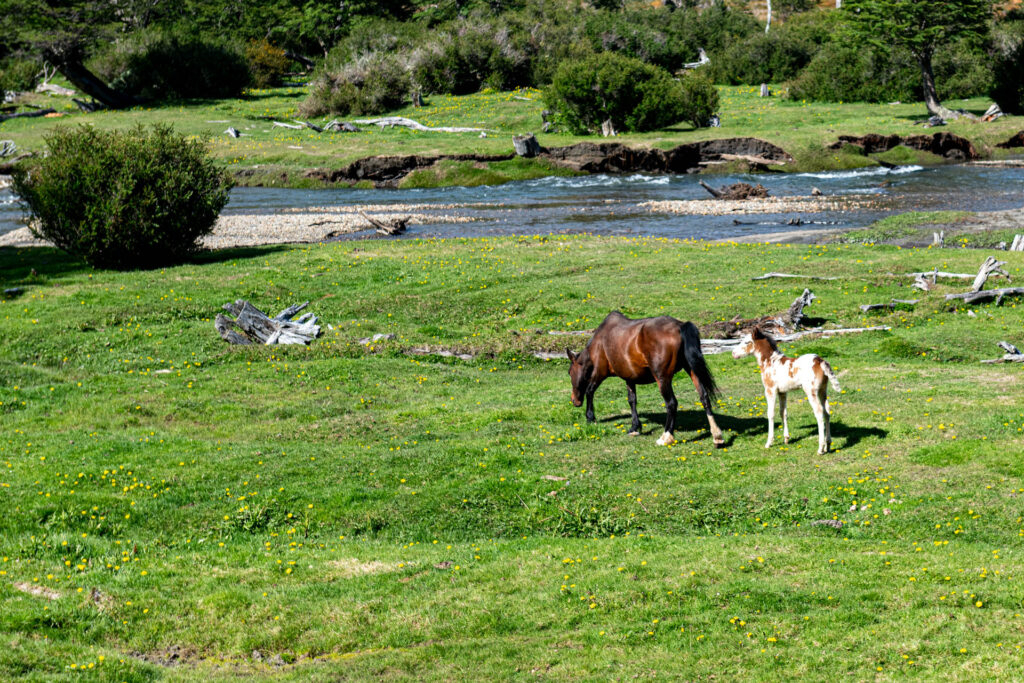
[13,582,62,600]
[328,558,402,579]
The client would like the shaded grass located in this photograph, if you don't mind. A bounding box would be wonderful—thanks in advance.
[1,237,1024,679]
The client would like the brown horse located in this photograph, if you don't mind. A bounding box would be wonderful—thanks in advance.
[567,311,724,447]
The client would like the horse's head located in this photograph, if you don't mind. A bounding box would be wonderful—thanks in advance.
[566,348,591,407]
[731,332,755,359]
[732,327,774,360]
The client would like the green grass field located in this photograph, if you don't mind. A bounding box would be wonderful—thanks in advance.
[3,85,1022,187]
[2,236,1024,680]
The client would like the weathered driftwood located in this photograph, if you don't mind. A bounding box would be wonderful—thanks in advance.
[1010,235,1024,252]
[681,47,709,70]
[36,83,75,96]
[932,230,944,248]
[699,181,769,199]
[971,256,1010,292]
[358,210,409,236]
[702,289,817,339]
[513,133,541,158]
[945,287,1024,306]
[0,140,15,157]
[700,326,891,355]
[324,120,360,132]
[272,121,304,130]
[224,127,241,138]
[601,119,616,137]
[980,341,1024,364]
[353,117,490,133]
[0,108,56,123]
[859,299,919,313]
[752,272,838,281]
[216,300,321,345]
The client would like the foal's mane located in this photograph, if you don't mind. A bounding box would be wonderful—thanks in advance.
[750,326,779,352]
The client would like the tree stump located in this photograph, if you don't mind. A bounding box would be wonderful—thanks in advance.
[512,134,541,158]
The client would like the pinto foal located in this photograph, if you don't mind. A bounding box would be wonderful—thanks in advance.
[732,327,841,454]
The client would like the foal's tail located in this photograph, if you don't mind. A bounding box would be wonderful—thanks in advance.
[680,321,720,402]
[822,360,841,392]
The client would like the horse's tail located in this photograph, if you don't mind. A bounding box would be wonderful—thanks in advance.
[680,321,719,402]
[822,360,841,392]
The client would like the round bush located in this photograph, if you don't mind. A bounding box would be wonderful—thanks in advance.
[544,53,688,134]
[677,71,719,129]
[12,125,232,270]
[301,51,410,117]
[246,40,291,89]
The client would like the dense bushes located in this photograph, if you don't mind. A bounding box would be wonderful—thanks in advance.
[545,53,694,134]
[0,58,39,93]
[678,71,719,129]
[12,125,232,269]
[93,31,251,100]
[990,19,1024,114]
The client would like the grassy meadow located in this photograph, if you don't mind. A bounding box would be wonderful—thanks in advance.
[3,85,1023,187]
[2,235,1024,680]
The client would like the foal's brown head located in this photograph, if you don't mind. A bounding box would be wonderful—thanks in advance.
[566,348,592,407]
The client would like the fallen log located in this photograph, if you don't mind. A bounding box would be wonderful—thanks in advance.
[945,287,1024,306]
[0,140,15,157]
[0,108,56,123]
[1010,235,1024,252]
[272,121,304,130]
[980,341,1024,364]
[680,47,710,70]
[752,272,838,281]
[700,326,892,355]
[358,210,409,236]
[296,120,323,132]
[859,299,919,313]
[353,117,491,134]
[216,300,321,345]
[324,120,360,132]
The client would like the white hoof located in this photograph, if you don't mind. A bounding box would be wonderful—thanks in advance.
[656,432,676,446]
[628,430,640,437]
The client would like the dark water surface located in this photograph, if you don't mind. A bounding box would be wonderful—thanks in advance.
[3,164,1023,241]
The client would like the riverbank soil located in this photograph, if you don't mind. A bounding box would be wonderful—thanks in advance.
[1,236,1023,679]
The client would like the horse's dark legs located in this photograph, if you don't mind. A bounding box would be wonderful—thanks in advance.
[655,376,678,445]
[690,370,724,448]
[626,381,640,435]
[584,378,603,423]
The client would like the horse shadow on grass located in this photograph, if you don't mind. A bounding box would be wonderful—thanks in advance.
[601,409,887,450]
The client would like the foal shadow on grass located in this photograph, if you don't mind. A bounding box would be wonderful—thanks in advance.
[602,410,888,450]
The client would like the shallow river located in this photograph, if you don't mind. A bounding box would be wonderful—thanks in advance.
[3,164,1023,241]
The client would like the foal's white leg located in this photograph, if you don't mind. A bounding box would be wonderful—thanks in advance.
[764,388,777,449]
[808,388,827,454]
[779,392,789,444]
[820,385,832,451]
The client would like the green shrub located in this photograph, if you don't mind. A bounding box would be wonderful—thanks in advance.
[12,125,232,270]
[787,44,918,103]
[677,71,719,129]
[301,51,410,116]
[545,53,689,134]
[246,40,291,88]
[0,58,39,93]
[990,19,1024,114]
[94,31,251,101]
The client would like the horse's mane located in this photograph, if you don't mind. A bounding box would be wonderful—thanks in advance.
[750,326,779,352]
